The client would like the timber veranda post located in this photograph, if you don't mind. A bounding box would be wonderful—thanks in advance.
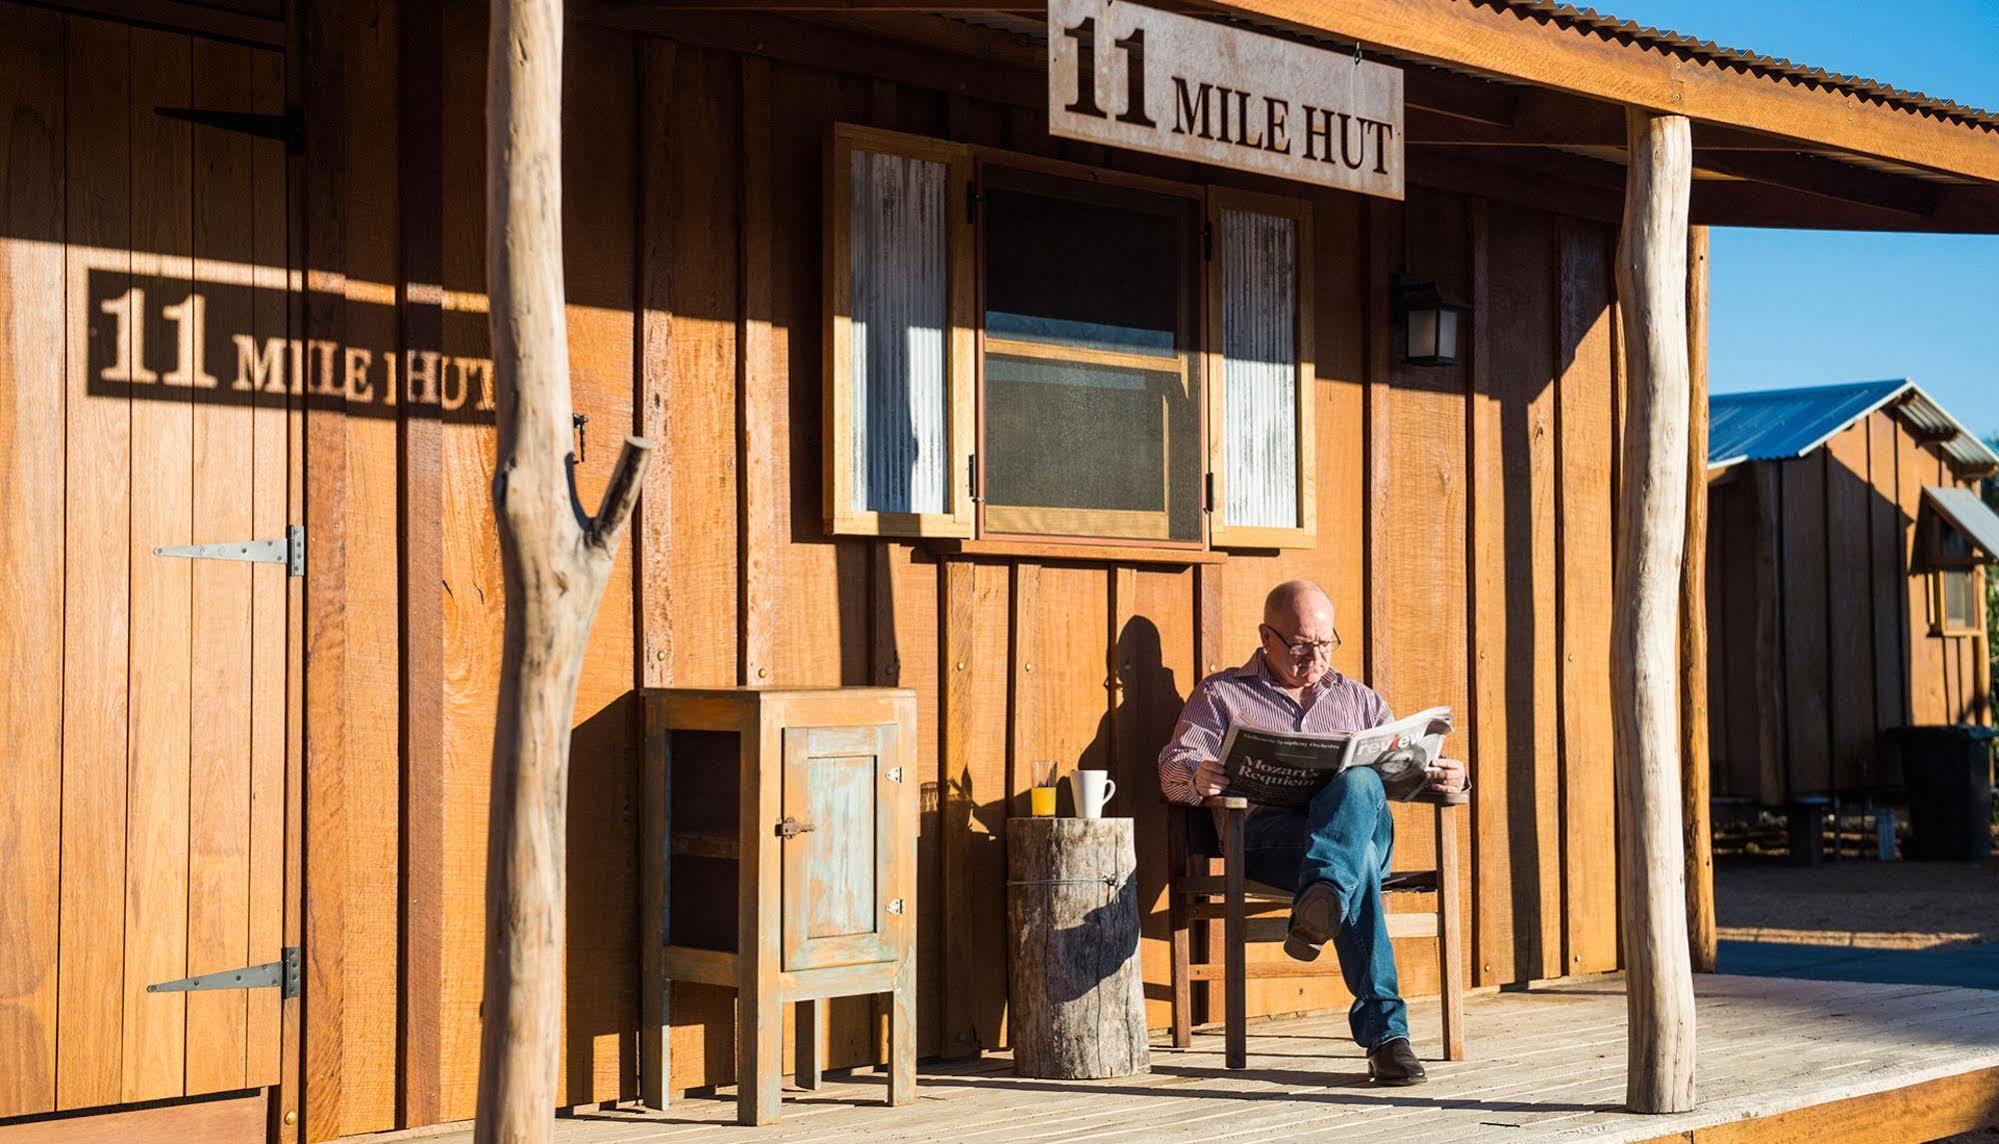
[1613,108,1698,1115]
[476,0,653,1140]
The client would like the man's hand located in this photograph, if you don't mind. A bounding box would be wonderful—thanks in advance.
[1424,756,1468,794]
[1192,755,1227,798]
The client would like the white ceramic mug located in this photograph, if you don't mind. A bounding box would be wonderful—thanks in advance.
[1067,769,1117,820]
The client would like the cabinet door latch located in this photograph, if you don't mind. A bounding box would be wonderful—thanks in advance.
[775,816,816,838]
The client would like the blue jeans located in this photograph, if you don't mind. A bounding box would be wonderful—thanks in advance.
[1240,766,1407,1051]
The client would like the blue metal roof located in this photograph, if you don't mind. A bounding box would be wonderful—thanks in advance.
[1708,380,1999,476]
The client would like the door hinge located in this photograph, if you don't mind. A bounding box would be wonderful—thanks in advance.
[887,898,905,915]
[1202,221,1214,262]
[154,106,303,155]
[1204,472,1216,513]
[966,181,981,224]
[887,766,904,783]
[156,524,305,578]
[149,947,300,1000]
[968,453,981,503]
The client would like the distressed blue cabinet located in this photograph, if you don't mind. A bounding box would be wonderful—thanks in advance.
[640,687,918,1126]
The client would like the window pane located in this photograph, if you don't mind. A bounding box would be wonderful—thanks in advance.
[979,175,1199,542]
[1944,568,1979,630]
[1219,207,1299,531]
[983,184,1181,357]
[850,148,949,516]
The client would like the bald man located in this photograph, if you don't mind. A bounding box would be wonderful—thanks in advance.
[1158,579,1466,1085]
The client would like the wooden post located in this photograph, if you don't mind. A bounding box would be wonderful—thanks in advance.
[1613,108,1698,1115]
[474,1,653,1140]
[1681,226,1716,973]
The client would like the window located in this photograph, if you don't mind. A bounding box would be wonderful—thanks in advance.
[1932,526,1982,635]
[826,126,1314,550]
[979,169,1202,543]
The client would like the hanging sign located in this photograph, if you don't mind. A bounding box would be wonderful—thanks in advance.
[1047,0,1404,199]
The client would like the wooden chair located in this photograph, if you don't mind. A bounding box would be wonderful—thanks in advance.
[1166,791,1468,1069]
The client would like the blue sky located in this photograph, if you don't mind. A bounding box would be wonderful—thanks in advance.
[1595,1,1999,439]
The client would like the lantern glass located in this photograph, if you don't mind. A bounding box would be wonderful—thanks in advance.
[1407,308,1438,362]
[1435,307,1460,363]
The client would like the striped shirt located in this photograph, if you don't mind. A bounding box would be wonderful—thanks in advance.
[1157,650,1394,816]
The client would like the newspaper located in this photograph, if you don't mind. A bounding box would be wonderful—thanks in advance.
[1217,706,1454,810]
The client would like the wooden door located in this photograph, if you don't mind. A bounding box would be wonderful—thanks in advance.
[0,7,293,1120]
[780,725,906,971]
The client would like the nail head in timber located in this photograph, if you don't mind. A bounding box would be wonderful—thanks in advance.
[1047,0,1404,200]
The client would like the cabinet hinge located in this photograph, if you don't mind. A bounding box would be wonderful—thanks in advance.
[966,181,981,224]
[1204,472,1216,513]
[149,947,300,999]
[968,453,981,503]
[155,524,305,578]
[1202,221,1214,262]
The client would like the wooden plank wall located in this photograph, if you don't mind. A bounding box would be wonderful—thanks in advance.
[1704,411,1991,804]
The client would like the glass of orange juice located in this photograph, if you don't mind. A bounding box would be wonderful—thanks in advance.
[1029,760,1058,816]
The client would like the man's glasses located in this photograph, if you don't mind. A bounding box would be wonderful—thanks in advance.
[1263,624,1341,660]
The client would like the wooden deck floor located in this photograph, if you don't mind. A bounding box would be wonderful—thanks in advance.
[430,975,1999,1143]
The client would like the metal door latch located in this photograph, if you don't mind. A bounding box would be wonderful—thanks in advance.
[887,767,904,783]
[149,947,300,999]
[775,816,816,838]
[887,899,905,915]
[155,524,305,578]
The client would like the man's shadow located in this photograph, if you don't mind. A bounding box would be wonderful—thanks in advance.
[1076,615,1190,1014]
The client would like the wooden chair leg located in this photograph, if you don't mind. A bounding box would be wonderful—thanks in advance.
[795,998,822,1090]
[1224,807,1247,1070]
[1169,871,1193,1048]
[1436,803,1466,1062]
[1202,857,1226,1029]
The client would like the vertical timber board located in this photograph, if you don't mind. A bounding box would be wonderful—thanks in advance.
[1750,464,1788,805]
[436,0,496,1119]
[654,40,744,1096]
[1374,186,1471,997]
[1555,217,1618,975]
[397,0,447,1123]
[1780,452,1832,796]
[1898,426,1942,725]
[1705,487,1739,796]
[1363,197,1397,696]
[187,36,257,1097]
[339,0,403,1127]
[941,560,1013,1057]
[1473,201,1562,985]
[246,47,289,1093]
[0,3,66,1118]
[636,37,676,691]
[300,0,350,1125]
[739,54,777,688]
[1128,569,1196,1030]
[1823,424,1876,792]
[123,25,195,1105]
[563,23,642,1106]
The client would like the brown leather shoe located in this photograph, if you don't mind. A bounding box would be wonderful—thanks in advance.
[1366,1037,1427,1085]
[1284,880,1339,962]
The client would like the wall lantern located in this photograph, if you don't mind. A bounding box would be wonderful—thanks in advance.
[1395,275,1472,367]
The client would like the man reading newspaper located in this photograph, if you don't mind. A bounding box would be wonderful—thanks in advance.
[1158,580,1467,1086]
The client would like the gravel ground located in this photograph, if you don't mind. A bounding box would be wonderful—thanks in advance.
[1717,856,1999,950]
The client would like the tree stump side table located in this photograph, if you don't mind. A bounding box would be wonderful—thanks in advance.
[1006,817,1150,1079]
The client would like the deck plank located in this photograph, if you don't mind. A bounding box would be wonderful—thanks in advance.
[417,975,1999,1143]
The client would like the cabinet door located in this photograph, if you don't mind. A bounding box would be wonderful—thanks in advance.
[780,724,906,971]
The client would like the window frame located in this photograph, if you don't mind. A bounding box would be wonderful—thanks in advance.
[823,125,1319,555]
[824,124,977,538]
[1204,186,1317,549]
[1931,565,1984,636]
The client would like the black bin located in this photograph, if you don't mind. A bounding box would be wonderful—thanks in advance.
[1885,724,1996,861]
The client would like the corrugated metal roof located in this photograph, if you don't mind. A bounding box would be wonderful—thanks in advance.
[1709,379,1999,476]
[1503,2,1999,135]
[1923,486,1999,560]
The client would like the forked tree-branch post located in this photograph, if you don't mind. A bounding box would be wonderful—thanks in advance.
[1613,108,1698,1115]
[475,0,653,1139]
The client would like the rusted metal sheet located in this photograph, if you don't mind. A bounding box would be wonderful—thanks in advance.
[1219,207,1299,530]
[849,149,949,516]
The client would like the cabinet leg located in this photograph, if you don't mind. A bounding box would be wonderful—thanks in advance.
[737,987,783,1125]
[888,961,916,1106]
[796,998,822,1090]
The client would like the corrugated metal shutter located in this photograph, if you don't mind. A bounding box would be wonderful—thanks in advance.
[849,148,949,517]
[1218,206,1299,531]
